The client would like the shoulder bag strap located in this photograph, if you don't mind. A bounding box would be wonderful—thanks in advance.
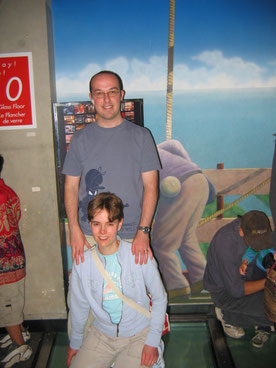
[91,245,151,319]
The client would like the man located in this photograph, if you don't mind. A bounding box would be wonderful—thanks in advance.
[152,140,216,302]
[270,136,276,244]
[0,155,32,367]
[62,70,160,265]
[203,210,275,348]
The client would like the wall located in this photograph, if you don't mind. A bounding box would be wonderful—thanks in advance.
[0,0,66,319]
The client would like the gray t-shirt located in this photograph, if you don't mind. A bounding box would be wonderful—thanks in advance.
[62,119,161,238]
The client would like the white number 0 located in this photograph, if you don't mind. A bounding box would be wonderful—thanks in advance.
[6,77,22,101]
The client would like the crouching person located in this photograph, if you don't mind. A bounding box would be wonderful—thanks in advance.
[67,192,167,368]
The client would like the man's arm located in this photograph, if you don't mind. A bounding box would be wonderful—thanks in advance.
[244,278,266,295]
[64,175,90,264]
[132,170,159,265]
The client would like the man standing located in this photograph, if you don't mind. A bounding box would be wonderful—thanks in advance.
[0,155,32,367]
[62,71,160,265]
[270,135,276,244]
[203,210,275,348]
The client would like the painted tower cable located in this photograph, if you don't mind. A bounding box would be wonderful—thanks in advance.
[166,0,175,140]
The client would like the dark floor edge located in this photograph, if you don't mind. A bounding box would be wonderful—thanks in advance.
[29,332,45,368]
[169,313,208,323]
[35,332,57,368]
[207,317,236,368]
[25,319,67,333]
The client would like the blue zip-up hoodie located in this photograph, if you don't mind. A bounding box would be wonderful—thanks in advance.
[70,239,167,350]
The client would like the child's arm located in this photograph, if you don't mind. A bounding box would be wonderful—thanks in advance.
[239,259,248,276]
[274,249,276,261]
[240,247,258,276]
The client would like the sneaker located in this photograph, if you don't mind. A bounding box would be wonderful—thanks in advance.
[0,330,31,349]
[0,343,32,368]
[215,307,245,339]
[251,330,270,348]
[152,339,165,368]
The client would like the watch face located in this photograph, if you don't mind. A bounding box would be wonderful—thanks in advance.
[139,226,151,233]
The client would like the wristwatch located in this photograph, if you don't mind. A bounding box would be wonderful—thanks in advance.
[138,226,151,234]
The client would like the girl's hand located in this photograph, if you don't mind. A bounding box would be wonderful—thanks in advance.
[141,344,158,367]
[67,347,78,367]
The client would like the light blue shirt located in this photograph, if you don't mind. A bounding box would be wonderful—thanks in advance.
[102,252,122,324]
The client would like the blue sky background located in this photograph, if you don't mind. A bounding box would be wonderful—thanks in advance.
[52,0,275,270]
[51,0,276,172]
[52,0,276,98]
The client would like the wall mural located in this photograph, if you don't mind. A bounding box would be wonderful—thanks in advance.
[52,0,276,302]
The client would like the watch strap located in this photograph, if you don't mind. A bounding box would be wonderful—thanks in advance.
[138,226,151,234]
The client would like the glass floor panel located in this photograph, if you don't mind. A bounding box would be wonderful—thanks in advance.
[45,322,276,367]
[47,322,215,368]
[162,322,215,368]
[226,328,276,368]
[48,332,69,368]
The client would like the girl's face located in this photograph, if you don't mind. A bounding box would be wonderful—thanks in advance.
[90,208,123,255]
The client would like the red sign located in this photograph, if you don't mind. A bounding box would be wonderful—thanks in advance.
[0,52,36,129]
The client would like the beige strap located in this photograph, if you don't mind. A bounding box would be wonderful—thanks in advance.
[91,245,151,319]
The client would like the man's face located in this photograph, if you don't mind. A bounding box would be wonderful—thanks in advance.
[90,73,125,126]
[90,208,123,255]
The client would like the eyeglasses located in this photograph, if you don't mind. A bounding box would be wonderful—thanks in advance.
[92,89,120,99]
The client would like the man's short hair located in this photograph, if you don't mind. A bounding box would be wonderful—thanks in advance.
[88,192,124,223]
[89,70,124,94]
[0,155,4,174]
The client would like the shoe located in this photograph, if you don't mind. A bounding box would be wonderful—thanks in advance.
[0,330,31,349]
[251,330,270,348]
[152,339,165,368]
[215,307,245,339]
[168,287,191,303]
[0,343,32,367]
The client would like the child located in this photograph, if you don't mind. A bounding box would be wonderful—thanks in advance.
[67,192,167,368]
[239,247,276,276]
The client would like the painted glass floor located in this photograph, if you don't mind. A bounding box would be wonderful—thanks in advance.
[162,322,214,368]
[226,328,276,368]
[1,321,275,367]
[46,322,276,368]
[47,323,214,368]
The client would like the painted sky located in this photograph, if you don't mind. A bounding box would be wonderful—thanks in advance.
[52,0,276,97]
